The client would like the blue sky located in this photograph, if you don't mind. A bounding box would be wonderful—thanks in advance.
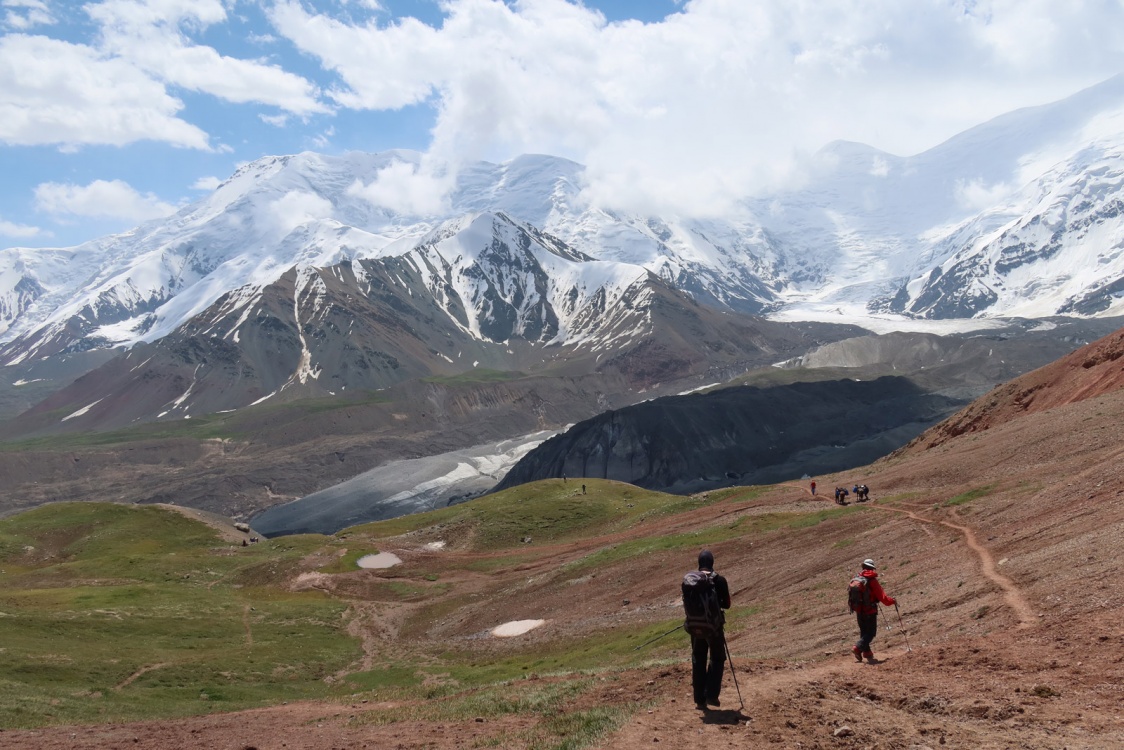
[3,0,1124,248]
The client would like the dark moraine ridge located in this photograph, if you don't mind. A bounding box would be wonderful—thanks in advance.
[492,376,965,495]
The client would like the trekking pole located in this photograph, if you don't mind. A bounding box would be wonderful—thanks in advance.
[632,624,683,651]
[720,631,746,711]
[894,603,912,652]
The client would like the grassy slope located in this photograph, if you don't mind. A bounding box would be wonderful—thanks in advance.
[0,480,874,745]
[0,504,357,726]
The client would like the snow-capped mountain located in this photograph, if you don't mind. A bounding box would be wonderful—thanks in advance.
[4,75,1124,376]
[9,211,837,433]
[883,136,1124,318]
[764,74,1124,319]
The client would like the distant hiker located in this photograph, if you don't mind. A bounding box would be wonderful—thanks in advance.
[856,485,870,502]
[682,549,732,710]
[848,558,896,663]
[582,484,586,494]
[834,487,849,505]
[810,480,817,496]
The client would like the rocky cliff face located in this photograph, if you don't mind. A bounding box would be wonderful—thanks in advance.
[494,376,965,495]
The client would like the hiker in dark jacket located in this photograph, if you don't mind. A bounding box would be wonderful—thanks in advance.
[688,549,732,710]
[850,558,896,662]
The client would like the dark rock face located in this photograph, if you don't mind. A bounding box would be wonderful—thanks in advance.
[494,376,965,495]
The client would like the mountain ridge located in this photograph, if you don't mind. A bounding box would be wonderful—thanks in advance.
[6,76,1124,374]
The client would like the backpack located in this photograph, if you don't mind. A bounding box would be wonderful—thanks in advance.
[848,573,873,612]
[682,570,724,636]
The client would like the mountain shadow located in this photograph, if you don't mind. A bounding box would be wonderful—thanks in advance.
[493,376,965,494]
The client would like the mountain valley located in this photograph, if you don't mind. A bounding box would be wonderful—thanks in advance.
[1,325,1123,748]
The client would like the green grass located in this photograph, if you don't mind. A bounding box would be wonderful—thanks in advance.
[943,484,998,507]
[563,504,864,574]
[0,478,876,736]
[0,391,393,451]
[354,677,638,750]
[347,479,718,552]
[0,413,240,450]
[316,546,381,573]
[422,369,527,385]
[0,503,358,728]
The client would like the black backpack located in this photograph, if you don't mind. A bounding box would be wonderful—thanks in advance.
[848,573,872,612]
[682,570,724,636]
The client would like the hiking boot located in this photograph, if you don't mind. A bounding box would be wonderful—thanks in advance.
[863,650,874,662]
[851,646,863,662]
[695,702,708,711]
[707,697,721,707]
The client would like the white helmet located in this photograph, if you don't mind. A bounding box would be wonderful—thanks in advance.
[862,558,876,569]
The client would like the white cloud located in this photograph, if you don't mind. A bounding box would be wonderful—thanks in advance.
[0,34,210,148]
[260,113,289,127]
[311,126,335,149]
[954,178,1017,212]
[346,160,451,216]
[191,176,222,190]
[268,0,1124,215]
[3,0,54,30]
[0,216,42,238]
[87,0,327,116]
[268,190,334,234]
[34,179,178,221]
[0,0,329,149]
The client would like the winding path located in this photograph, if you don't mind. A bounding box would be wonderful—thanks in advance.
[876,505,1038,628]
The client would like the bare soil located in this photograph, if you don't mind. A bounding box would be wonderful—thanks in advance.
[4,330,1124,749]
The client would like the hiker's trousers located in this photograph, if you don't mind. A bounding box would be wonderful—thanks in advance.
[855,612,878,653]
[691,632,725,703]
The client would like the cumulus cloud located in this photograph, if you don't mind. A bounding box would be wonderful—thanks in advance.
[0,217,41,238]
[268,190,335,234]
[346,159,452,216]
[0,34,210,148]
[34,179,178,221]
[268,0,1124,215]
[260,113,289,127]
[3,0,54,30]
[191,176,222,190]
[86,0,327,116]
[955,178,1018,211]
[0,0,327,149]
[311,126,335,149]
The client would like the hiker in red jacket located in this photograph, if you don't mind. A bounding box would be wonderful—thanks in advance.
[849,558,896,662]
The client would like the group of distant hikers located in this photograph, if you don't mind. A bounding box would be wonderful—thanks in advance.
[810,479,870,504]
[680,550,896,712]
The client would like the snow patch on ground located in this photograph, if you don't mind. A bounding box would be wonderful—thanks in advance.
[357,552,402,569]
[492,619,545,637]
[62,399,103,421]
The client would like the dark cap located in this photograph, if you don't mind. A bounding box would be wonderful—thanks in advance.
[698,549,715,570]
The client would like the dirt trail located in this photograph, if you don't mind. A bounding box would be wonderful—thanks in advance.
[242,604,253,647]
[113,663,168,691]
[877,505,1039,628]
